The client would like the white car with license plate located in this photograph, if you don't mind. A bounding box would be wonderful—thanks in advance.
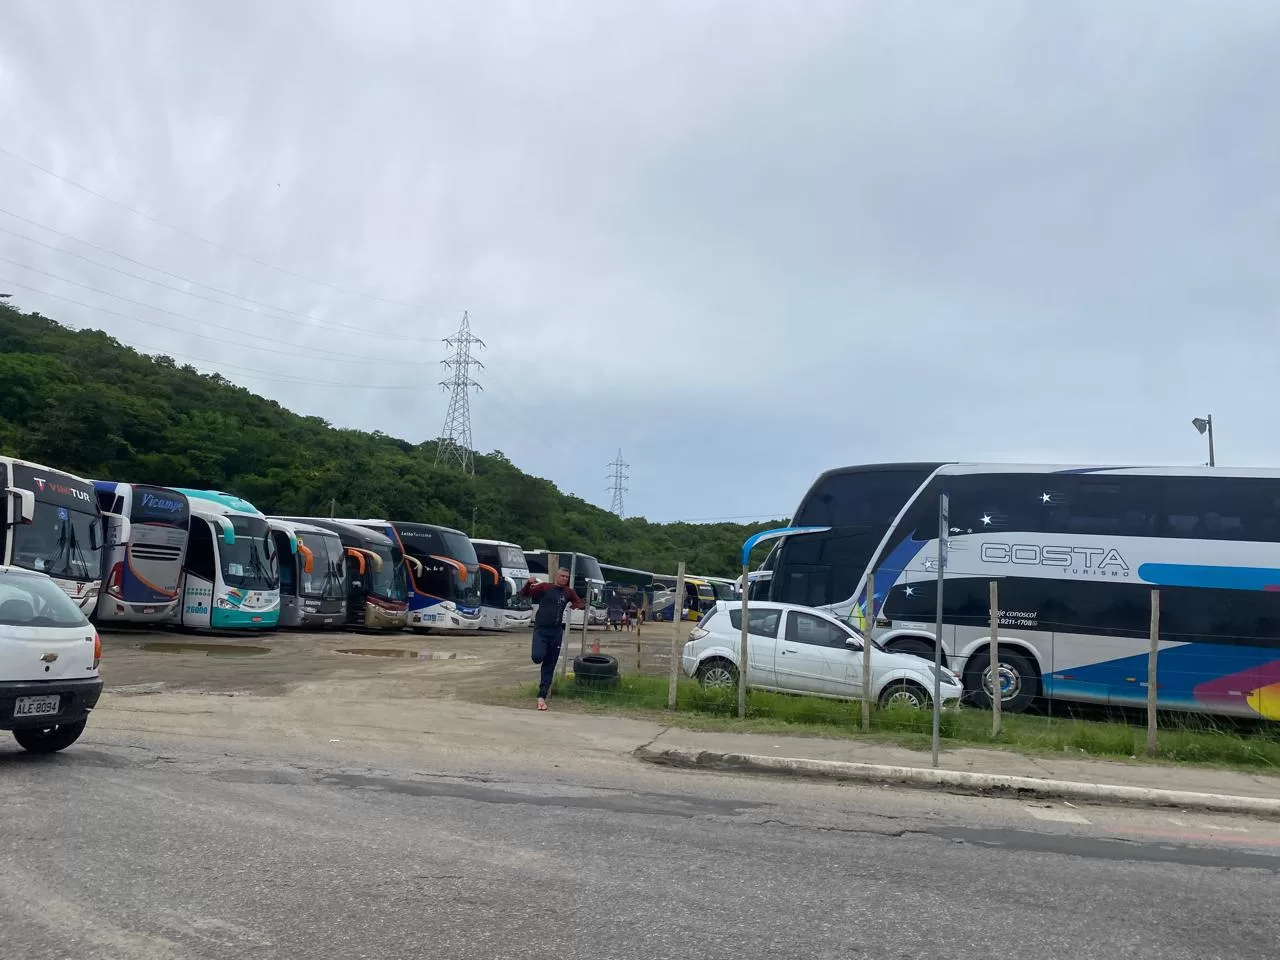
[0,565,104,753]
[683,600,964,709]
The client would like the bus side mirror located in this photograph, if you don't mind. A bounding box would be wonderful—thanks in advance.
[5,487,34,524]
[298,544,314,574]
[214,515,235,546]
[103,513,131,545]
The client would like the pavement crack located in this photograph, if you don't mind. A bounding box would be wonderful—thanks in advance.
[633,725,672,756]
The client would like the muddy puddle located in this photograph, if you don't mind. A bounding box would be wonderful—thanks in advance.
[336,648,479,661]
[141,642,271,657]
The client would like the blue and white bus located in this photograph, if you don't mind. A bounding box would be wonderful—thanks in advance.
[172,489,280,630]
[1,456,116,614]
[92,482,190,623]
[343,520,481,633]
[764,462,1280,721]
[472,539,532,631]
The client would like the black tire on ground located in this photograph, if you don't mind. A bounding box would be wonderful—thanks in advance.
[695,658,739,689]
[573,653,619,678]
[886,636,935,660]
[13,720,88,755]
[964,647,1039,713]
[877,680,930,710]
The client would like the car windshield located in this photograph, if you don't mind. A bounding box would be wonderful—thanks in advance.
[11,501,102,582]
[220,515,279,590]
[0,571,90,627]
[298,533,346,600]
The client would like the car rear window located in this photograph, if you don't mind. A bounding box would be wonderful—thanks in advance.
[0,574,90,628]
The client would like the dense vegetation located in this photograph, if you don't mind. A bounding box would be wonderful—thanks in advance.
[0,305,781,576]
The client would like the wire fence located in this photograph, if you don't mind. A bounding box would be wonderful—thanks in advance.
[523,560,1280,770]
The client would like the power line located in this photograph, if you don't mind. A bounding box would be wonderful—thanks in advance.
[435,311,484,475]
[606,449,629,518]
[1,290,420,390]
[0,214,439,342]
[0,144,423,308]
[0,258,417,365]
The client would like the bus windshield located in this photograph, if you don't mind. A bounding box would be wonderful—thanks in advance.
[130,486,190,529]
[433,527,480,606]
[299,533,346,601]
[221,515,279,591]
[11,501,101,582]
[368,543,408,602]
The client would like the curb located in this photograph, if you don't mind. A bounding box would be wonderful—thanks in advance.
[634,745,1280,817]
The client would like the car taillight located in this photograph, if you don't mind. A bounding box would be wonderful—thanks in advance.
[93,632,102,669]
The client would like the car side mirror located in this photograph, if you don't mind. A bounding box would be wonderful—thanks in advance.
[844,637,863,651]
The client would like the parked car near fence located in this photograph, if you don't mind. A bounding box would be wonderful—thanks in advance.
[682,600,963,709]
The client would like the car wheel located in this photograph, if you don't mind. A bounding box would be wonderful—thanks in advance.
[696,658,738,689]
[877,681,930,710]
[964,648,1039,713]
[13,720,88,755]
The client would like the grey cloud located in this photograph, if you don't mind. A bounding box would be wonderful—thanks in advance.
[2,0,1277,522]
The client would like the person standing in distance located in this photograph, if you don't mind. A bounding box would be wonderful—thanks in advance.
[521,568,586,711]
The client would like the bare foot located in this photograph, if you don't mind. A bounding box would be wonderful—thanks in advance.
[537,698,548,711]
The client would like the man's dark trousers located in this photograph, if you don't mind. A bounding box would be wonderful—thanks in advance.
[531,625,565,698]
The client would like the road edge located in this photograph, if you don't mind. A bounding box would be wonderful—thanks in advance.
[634,745,1280,817]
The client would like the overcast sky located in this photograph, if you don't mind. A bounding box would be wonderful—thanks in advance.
[2,1,1278,523]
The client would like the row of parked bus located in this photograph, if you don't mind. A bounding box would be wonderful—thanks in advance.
[0,456,637,634]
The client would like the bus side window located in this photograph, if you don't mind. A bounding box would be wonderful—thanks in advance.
[186,519,217,581]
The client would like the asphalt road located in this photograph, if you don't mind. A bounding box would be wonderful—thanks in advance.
[2,726,1277,960]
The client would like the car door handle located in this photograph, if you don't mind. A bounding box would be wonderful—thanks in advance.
[782,647,798,654]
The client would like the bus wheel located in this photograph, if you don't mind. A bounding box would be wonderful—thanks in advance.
[964,648,1038,713]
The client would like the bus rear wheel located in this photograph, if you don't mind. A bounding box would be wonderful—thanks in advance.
[964,648,1038,714]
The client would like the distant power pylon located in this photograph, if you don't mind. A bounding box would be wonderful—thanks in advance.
[435,311,485,475]
[607,449,629,517]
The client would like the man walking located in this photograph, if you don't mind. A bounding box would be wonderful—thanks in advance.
[520,568,586,711]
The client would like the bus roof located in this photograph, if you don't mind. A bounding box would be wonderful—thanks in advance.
[599,563,656,578]
[815,461,1280,481]
[268,518,340,539]
[270,516,395,548]
[3,457,95,487]
[171,488,263,517]
[472,538,523,549]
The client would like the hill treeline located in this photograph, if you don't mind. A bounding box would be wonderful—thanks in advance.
[0,304,782,576]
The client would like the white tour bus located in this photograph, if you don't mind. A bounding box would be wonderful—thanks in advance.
[1,456,124,614]
[92,481,190,623]
[171,489,281,630]
[763,462,1280,721]
[471,538,533,631]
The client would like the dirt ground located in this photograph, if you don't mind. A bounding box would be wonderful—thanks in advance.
[99,620,694,700]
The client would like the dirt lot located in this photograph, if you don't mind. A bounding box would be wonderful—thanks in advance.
[99,620,694,701]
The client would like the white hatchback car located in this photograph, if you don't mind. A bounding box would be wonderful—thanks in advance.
[0,565,103,754]
[683,600,963,709]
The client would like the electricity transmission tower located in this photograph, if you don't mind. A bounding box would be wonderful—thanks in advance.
[607,449,629,517]
[435,311,484,475]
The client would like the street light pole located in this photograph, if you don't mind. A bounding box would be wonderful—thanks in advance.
[1192,415,1215,467]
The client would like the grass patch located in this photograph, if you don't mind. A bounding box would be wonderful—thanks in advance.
[489,674,1280,772]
